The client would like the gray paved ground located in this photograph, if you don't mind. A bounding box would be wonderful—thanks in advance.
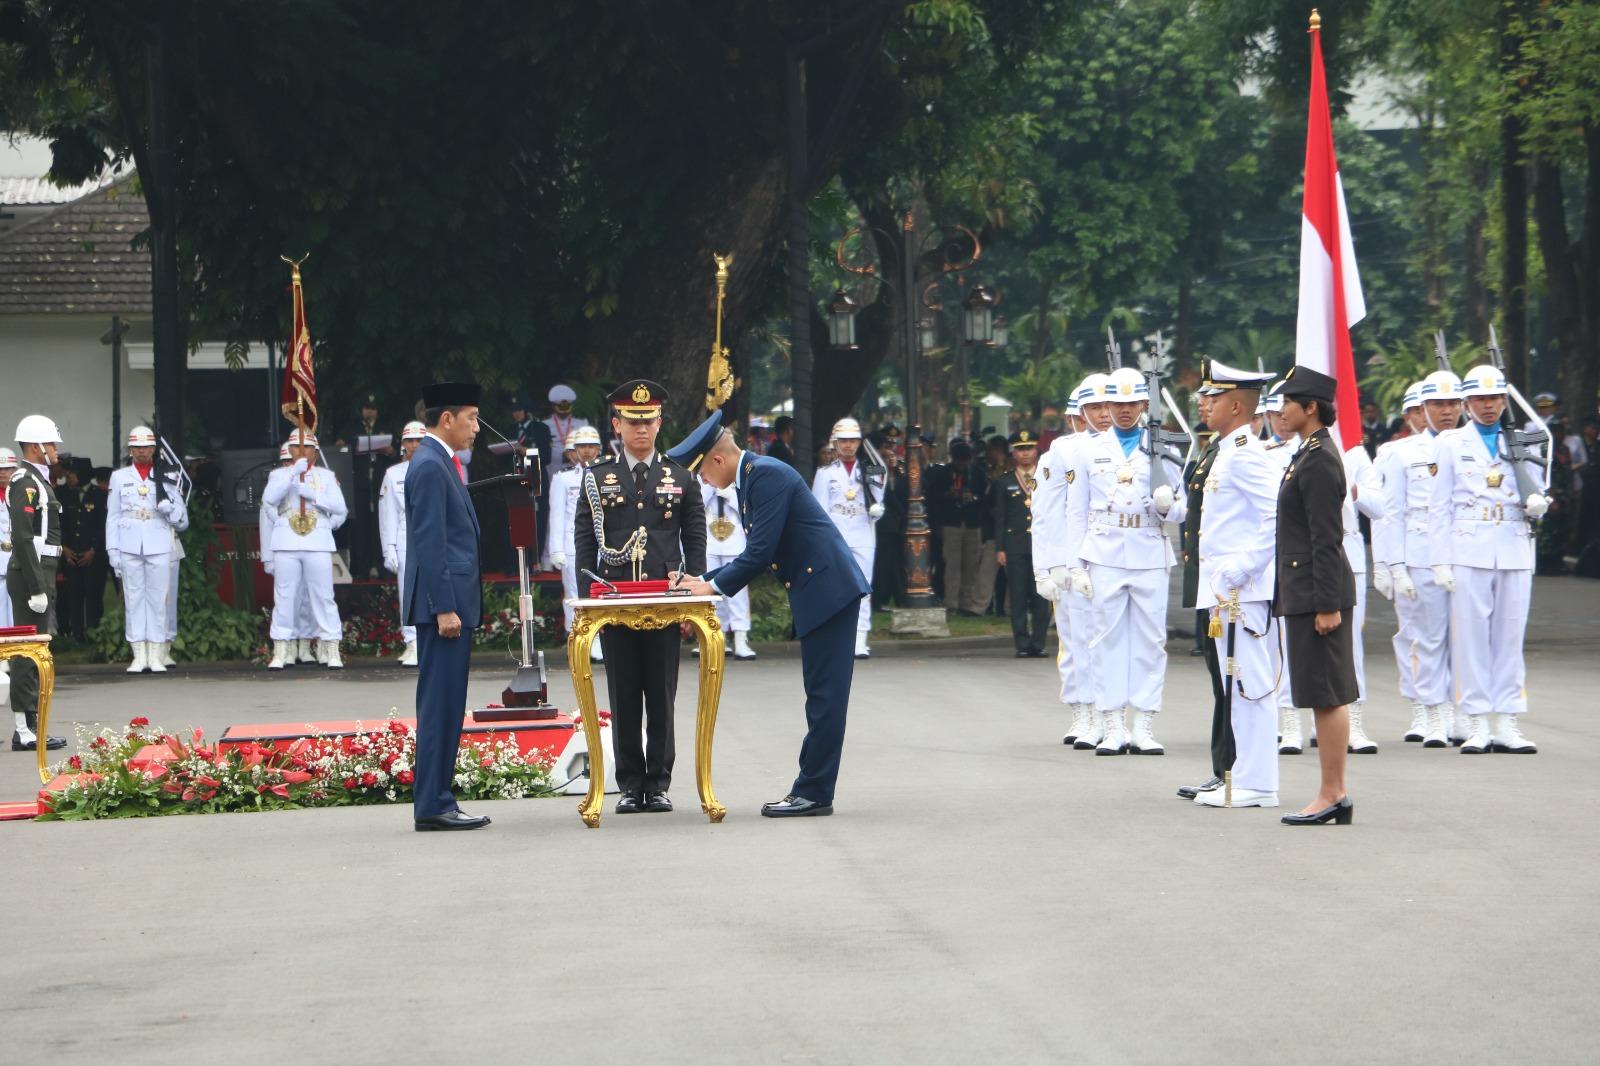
[2,577,1597,1064]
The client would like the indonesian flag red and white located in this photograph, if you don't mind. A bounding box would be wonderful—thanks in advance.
[1295,18,1365,452]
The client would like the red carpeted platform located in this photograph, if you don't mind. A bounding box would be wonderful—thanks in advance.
[0,801,38,821]
[219,714,580,763]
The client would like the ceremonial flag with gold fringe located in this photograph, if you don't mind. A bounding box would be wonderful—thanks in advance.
[279,258,318,434]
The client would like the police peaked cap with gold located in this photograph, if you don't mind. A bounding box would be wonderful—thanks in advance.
[666,409,725,473]
[1008,428,1039,448]
[1201,359,1275,395]
[1279,364,1339,404]
[609,378,667,419]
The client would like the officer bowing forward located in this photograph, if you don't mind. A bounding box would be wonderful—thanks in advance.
[573,380,705,816]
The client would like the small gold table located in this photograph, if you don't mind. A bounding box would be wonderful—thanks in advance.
[0,633,57,784]
[565,594,726,828]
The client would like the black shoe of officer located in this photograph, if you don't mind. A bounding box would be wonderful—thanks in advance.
[616,791,644,814]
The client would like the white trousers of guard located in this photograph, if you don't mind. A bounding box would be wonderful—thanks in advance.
[122,552,172,643]
[1087,562,1168,713]
[1403,565,1452,706]
[1351,579,1367,703]
[560,561,580,632]
[1214,601,1279,794]
[395,549,415,643]
[1390,578,1418,702]
[708,551,751,632]
[0,575,11,627]
[270,551,341,641]
[167,555,181,640]
[850,542,874,634]
[1054,593,1094,704]
[1451,565,1531,718]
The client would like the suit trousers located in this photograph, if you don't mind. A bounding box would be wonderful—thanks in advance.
[792,599,857,804]
[121,552,171,643]
[940,525,985,613]
[60,561,93,638]
[1450,565,1531,718]
[1403,566,1452,706]
[413,621,473,818]
[7,558,57,728]
[601,625,680,794]
[1212,600,1277,794]
[1086,563,1169,713]
[1005,552,1050,652]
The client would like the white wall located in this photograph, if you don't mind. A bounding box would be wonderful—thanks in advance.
[0,314,155,467]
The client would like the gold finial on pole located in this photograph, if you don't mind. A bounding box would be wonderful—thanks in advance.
[706,252,737,412]
[279,252,310,280]
[1309,8,1321,31]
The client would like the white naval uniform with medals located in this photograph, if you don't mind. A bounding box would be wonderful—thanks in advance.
[378,457,415,644]
[1425,423,1544,729]
[259,495,317,645]
[1374,430,1452,709]
[262,461,348,641]
[701,479,750,633]
[1064,428,1186,720]
[811,459,883,635]
[1033,431,1097,708]
[1261,437,1299,716]
[1340,444,1385,705]
[1197,427,1280,796]
[105,464,189,643]
[0,484,12,627]
[545,462,584,631]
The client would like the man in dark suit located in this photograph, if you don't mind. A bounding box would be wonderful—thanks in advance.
[765,415,796,467]
[573,379,706,815]
[404,382,489,832]
[668,410,871,818]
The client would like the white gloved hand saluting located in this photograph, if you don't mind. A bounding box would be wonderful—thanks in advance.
[1069,567,1094,599]
[551,551,567,571]
[868,503,886,519]
[1372,565,1393,600]
[1390,564,1416,602]
[1151,485,1174,515]
[27,593,47,615]
[1431,564,1456,593]
[1525,493,1549,518]
[1034,571,1060,603]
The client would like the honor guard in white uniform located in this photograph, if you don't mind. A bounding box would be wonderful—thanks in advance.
[263,430,348,669]
[105,426,189,673]
[543,384,592,475]
[260,443,319,665]
[1063,367,1185,755]
[1192,363,1280,809]
[1426,365,1546,754]
[379,421,427,666]
[546,424,604,661]
[1371,383,1429,739]
[1338,430,1385,754]
[701,474,757,660]
[1374,370,1462,746]
[811,417,885,660]
[0,449,15,627]
[1033,375,1112,746]
[1259,394,1305,752]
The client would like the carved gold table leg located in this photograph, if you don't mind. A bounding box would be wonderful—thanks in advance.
[683,606,727,823]
[565,620,605,828]
[1,640,57,785]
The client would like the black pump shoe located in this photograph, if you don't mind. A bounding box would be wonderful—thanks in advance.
[1281,797,1353,826]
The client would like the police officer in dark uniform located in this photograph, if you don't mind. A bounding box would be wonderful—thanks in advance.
[573,380,706,815]
[1178,368,1232,800]
[991,429,1050,657]
[509,391,555,559]
[86,467,112,631]
[8,414,67,751]
[343,394,394,579]
[59,457,101,640]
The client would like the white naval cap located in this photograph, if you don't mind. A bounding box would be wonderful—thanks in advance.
[566,425,602,448]
[1201,359,1275,395]
[1401,382,1424,412]
[548,384,578,404]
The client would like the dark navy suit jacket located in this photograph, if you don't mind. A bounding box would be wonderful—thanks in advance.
[403,434,484,628]
[707,453,869,637]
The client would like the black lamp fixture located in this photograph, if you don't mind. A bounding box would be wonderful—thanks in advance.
[962,284,997,345]
[827,288,861,350]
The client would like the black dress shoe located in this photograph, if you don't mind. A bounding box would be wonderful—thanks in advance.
[10,733,33,752]
[615,791,644,814]
[414,810,492,831]
[1281,797,1353,826]
[644,791,673,813]
[1177,775,1224,799]
[44,735,65,750]
[760,794,832,818]
[1015,650,1030,658]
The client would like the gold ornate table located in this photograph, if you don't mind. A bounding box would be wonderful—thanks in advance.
[565,594,726,828]
[0,633,56,784]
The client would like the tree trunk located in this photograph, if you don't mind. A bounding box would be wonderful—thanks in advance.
[1531,159,1589,409]
[1500,8,1530,390]
[1578,124,1600,418]
[1174,273,1194,373]
[1463,161,1491,345]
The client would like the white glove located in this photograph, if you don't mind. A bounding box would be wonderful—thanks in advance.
[1048,565,1071,591]
[1525,493,1549,518]
[1215,562,1247,592]
[108,549,124,576]
[27,593,47,615]
[295,478,319,500]
[263,561,275,576]
[1372,565,1393,600]
[290,457,310,475]
[551,551,567,571]
[1431,564,1456,593]
[868,503,885,519]
[1151,485,1174,515]
[1069,567,1094,599]
[1391,564,1417,602]
[157,497,180,519]
[1034,571,1060,602]
[383,553,399,574]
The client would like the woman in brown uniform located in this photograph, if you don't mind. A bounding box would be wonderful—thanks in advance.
[1273,367,1359,825]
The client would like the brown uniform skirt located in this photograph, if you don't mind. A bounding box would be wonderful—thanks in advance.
[1284,611,1360,708]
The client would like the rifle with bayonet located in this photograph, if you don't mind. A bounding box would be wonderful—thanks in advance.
[1105,326,1122,372]
[1433,329,1451,373]
[1486,326,1550,518]
[1141,331,1191,497]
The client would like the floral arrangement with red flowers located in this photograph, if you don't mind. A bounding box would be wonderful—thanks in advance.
[39,715,555,820]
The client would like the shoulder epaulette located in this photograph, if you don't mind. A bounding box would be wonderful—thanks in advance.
[1264,440,1287,450]
[1233,433,1249,447]
[1307,436,1323,451]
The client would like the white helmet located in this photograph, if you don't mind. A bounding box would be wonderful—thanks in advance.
[127,425,157,448]
[401,420,427,441]
[15,414,63,445]
[0,447,17,469]
[566,425,601,448]
[1401,382,1424,412]
[1419,370,1462,401]
[277,443,292,461]
[831,417,863,441]
[286,430,319,448]
[1106,367,1148,403]
[1074,373,1112,406]
[1263,391,1285,413]
[1064,397,1081,417]
[1460,364,1507,398]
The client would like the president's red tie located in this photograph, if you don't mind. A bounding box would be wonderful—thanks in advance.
[452,455,466,484]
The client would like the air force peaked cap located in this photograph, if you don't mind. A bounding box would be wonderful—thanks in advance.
[666,409,725,473]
